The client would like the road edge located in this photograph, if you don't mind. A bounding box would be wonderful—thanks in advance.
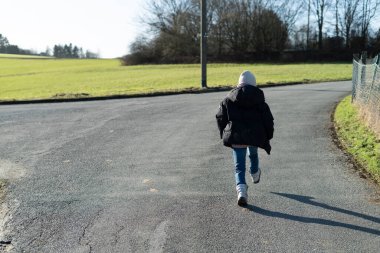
[0,80,350,105]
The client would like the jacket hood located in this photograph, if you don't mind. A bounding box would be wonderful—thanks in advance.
[227,85,264,107]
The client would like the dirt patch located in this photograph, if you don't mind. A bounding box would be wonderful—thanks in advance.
[0,160,25,251]
[0,160,25,180]
[0,179,10,252]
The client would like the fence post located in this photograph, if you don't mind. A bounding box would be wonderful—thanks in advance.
[352,53,362,103]
[352,58,357,103]
[362,51,367,64]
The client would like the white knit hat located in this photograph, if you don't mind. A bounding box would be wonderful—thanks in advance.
[238,70,256,87]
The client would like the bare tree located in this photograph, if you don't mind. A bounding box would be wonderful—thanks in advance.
[339,0,360,48]
[126,0,289,64]
[223,0,252,55]
[208,0,230,57]
[145,0,194,33]
[252,7,289,53]
[143,0,199,62]
[218,0,288,55]
[270,0,304,33]
[311,0,330,49]
[306,0,311,49]
[335,0,340,38]
[359,0,380,43]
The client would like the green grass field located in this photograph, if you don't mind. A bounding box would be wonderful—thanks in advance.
[0,53,352,101]
[334,96,380,183]
[0,53,53,59]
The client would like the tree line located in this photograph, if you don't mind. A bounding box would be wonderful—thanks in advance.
[53,44,98,58]
[0,33,98,58]
[122,0,380,65]
[0,34,36,55]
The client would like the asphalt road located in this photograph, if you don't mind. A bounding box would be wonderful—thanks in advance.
[0,81,379,252]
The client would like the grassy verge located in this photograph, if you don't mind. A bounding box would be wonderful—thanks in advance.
[0,54,352,101]
[334,96,380,183]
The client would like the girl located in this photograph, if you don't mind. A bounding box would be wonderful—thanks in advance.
[216,71,274,206]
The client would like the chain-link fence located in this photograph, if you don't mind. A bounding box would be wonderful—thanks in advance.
[352,53,380,136]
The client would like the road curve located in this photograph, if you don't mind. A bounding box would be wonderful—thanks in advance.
[0,81,379,252]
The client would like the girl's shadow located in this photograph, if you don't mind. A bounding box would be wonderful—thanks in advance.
[242,192,380,236]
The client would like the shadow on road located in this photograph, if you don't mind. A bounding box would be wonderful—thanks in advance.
[269,89,350,93]
[243,192,380,236]
[272,192,380,224]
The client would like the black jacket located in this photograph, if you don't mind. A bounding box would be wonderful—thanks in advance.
[216,85,274,154]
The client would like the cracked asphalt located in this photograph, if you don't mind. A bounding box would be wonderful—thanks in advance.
[0,81,380,252]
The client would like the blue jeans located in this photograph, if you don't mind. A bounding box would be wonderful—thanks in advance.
[233,146,259,185]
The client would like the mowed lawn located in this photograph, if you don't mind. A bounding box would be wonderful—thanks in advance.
[0,54,352,101]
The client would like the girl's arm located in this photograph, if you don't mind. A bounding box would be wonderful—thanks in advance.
[216,101,228,139]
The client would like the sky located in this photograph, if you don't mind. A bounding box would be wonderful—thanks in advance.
[0,0,145,58]
[2,1,379,58]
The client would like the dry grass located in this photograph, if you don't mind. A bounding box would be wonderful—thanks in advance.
[355,102,380,138]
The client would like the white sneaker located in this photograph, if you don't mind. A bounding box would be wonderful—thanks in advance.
[236,184,248,206]
[251,168,261,184]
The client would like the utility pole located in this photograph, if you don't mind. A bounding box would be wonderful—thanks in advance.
[306,0,310,50]
[201,0,207,88]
